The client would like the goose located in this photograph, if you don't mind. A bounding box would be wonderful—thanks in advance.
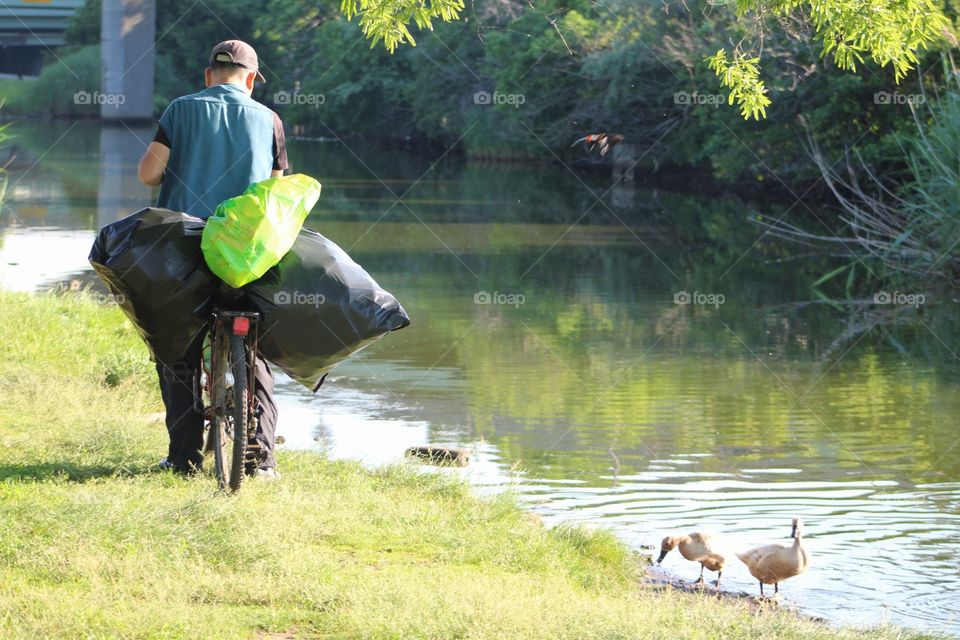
[736,517,811,597]
[656,532,727,587]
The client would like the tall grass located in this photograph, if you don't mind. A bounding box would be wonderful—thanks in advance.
[759,57,960,286]
[0,290,941,639]
[897,82,960,280]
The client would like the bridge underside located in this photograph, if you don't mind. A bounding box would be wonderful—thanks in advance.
[0,1,83,76]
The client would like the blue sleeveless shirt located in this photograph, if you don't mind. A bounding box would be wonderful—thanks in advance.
[156,83,276,218]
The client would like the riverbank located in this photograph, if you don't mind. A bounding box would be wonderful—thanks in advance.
[0,290,940,639]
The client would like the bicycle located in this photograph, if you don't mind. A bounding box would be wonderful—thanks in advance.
[201,308,261,492]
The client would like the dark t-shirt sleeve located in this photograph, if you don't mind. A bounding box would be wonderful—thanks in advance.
[153,124,171,148]
[272,111,289,172]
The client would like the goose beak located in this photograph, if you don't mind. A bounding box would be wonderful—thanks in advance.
[656,550,668,564]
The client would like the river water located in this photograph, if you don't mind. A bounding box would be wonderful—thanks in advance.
[1,121,958,634]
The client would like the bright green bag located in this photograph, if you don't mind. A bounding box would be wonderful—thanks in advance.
[202,174,322,288]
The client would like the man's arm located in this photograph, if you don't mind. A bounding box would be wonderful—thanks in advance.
[138,142,170,187]
[272,111,289,178]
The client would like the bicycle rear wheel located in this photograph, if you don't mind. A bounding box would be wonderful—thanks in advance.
[227,333,249,492]
[209,326,231,491]
[209,327,250,493]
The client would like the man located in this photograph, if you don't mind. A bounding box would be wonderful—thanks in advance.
[137,40,287,478]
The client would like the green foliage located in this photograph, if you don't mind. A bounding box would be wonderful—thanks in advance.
[574,0,917,182]
[152,52,181,113]
[776,58,960,283]
[148,0,264,99]
[894,84,960,276]
[63,0,101,48]
[52,0,955,181]
[710,0,951,118]
[707,49,771,119]
[341,0,465,51]
[795,0,946,79]
[20,45,102,117]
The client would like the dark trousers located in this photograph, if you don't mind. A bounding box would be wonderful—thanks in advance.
[156,332,278,473]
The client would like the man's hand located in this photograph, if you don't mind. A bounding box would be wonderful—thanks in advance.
[138,142,170,187]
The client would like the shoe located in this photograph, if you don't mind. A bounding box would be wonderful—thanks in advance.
[253,467,282,480]
[157,458,175,471]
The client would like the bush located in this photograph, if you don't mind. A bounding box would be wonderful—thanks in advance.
[20,45,101,117]
[899,88,960,279]
[761,63,960,285]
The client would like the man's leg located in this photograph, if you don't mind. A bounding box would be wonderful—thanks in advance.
[156,335,206,474]
[252,355,278,470]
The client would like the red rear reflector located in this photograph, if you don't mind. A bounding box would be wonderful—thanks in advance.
[232,317,250,336]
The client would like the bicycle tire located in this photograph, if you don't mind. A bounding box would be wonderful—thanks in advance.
[228,333,248,493]
[210,328,230,491]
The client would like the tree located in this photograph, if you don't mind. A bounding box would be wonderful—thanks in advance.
[345,0,952,119]
[704,0,951,119]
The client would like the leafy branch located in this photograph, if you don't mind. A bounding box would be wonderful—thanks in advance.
[707,0,951,119]
[340,0,465,52]
[707,48,771,120]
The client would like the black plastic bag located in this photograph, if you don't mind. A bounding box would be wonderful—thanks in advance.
[245,228,411,391]
[88,208,215,365]
[90,212,409,389]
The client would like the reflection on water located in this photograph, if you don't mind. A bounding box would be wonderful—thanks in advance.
[2,121,959,635]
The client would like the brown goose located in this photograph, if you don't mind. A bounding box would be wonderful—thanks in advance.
[736,517,811,597]
[656,532,727,587]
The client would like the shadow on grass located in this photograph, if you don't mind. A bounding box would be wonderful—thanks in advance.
[0,460,159,483]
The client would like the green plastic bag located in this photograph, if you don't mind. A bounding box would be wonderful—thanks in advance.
[202,174,322,288]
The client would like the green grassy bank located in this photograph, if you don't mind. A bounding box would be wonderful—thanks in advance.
[0,290,936,639]
[0,78,32,112]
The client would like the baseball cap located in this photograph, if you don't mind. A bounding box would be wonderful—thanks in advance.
[209,40,265,82]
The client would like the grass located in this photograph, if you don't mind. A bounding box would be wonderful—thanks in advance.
[0,289,941,639]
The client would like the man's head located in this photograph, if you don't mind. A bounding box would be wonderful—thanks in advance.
[204,40,265,94]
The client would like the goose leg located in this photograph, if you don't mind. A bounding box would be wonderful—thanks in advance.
[759,581,764,597]
[714,571,722,588]
[774,583,779,595]
[691,564,705,585]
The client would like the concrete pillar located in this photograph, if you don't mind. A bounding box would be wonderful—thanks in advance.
[100,0,156,120]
